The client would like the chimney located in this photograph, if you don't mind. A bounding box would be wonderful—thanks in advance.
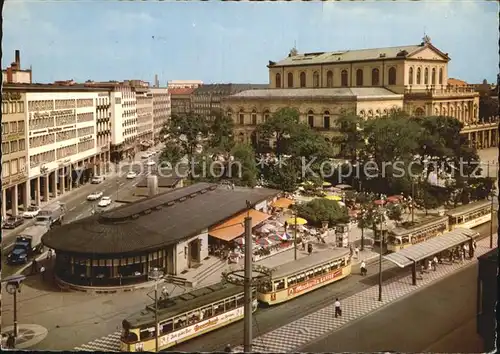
[154,74,159,87]
[147,175,159,197]
[15,50,20,68]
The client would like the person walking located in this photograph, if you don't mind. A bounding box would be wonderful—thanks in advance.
[40,266,46,280]
[31,259,38,275]
[307,243,313,255]
[6,333,15,349]
[360,260,367,276]
[432,256,438,271]
[224,344,232,352]
[354,247,360,259]
[334,298,342,318]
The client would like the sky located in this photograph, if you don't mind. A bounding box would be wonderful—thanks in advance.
[2,0,498,85]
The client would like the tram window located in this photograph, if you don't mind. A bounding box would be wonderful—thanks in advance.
[314,268,322,276]
[340,259,346,267]
[187,311,201,324]
[236,295,245,307]
[140,329,153,341]
[288,277,297,286]
[402,236,409,244]
[296,274,305,283]
[274,280,285,290]
[201,305,213,319]
[214,302,225,316]
[124,331,138,342]
[332,262,338,270]
[161,321,173,334]
[225,298,237,311]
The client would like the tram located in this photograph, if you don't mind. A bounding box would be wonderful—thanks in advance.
[257,249,351,306]
[120,283,257,352]
[447,200,492,230]
[386,216,449,253]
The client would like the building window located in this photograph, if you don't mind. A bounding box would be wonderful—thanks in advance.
[2,162,9,177]
[19,139,25,150]
[263,110,270,122]
[415,108,425,117]
[341,70,348,87]
[300,72,306,88]
[409,67,414,85]
[416,68,422,84]
[17,121,24,132]
[371,68,380,86]
[251,110,257,125]
[287,72,294,88]
[323,111,330,129]
[326,71,333,88]
[275,73,281,88]
[239,111,244,125]
[11,159,18,175]
[2,142,9,154]
[432,68,436,85]
[424,68,429,85]
[10,140,18,153]
[307,110,314,128]
[356,69,363,86]
[388,67,397,85]
[10,122,17,133]
[227,109,232,121]
[313,72,320,88]
[439,68,443,85]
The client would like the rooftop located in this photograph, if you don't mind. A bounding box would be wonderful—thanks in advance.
[3,82,112,92]
[42,183,279,255]
[270,42,449,67]
[228,87,402,100]
[193,83,268,95]
[168,87,196,95]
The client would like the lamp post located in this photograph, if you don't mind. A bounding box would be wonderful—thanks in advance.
[294,213,298,261]
[148,268,164,352]
[489,191,495,249]
[3,275,26,340]
[377,197,386,302]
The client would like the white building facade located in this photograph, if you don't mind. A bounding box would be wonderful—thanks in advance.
[167,80,203,89]
[150,87,170,143]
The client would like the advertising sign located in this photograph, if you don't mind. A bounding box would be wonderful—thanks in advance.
[287,269,343,296]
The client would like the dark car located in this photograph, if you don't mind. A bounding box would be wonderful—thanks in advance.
[2,216,24,229]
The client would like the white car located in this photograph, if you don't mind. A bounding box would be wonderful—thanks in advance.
[126,171,137,179]
[146,160,156,166]
[23,206,40,218]
[98,197,112,207]
[91,175,105,184]
[87,191,103,201]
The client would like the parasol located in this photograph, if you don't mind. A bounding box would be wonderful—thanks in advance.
[324,195,342,201]
[286,217,308,225]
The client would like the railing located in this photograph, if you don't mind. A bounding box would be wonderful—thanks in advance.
[405,84,477,96]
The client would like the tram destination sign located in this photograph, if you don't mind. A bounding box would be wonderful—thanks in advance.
[288,269,343,296]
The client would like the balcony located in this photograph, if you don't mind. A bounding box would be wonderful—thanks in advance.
[405,84,478,97]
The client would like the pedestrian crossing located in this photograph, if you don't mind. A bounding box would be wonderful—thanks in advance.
[74,237,497,353]
[74,331,121,352]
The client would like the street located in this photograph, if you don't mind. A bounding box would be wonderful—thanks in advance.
[300,262,483,353]
[2,153,160,277]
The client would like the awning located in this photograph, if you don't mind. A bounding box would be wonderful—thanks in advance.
[209,209,271,242]
[383,227,477,268]
[272,198,294,209]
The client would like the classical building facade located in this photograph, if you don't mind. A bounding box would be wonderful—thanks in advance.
[222,38,498,150]
[191,83,267,118]
[150,87,171,143]
[2,83,112,218]
[169,87,195,116]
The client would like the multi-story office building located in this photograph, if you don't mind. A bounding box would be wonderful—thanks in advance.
[2,83,112,218]
[167,80,203,89]
[2,50,32,84]
[169,87,195,116]
[191,83,267,118]
[135,88,154,148]
[223,37,498,150]
[150,87,171,142]
[1,89,29,218]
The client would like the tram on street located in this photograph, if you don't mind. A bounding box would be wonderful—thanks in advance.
[386,216,449,252]
[257,249,351,306]
[120,283,257,352]
[447,200,492,230]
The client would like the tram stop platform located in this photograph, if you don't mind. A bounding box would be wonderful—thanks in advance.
[1,324,48,350]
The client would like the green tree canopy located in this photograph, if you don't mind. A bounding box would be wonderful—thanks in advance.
[230,143,259,187]
[296,198,349,227]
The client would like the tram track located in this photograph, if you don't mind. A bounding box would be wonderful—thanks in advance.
[169,220,496,352]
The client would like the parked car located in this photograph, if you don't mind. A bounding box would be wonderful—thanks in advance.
[146,160,156,166]
[98,196,112,207]
[3,216,25,229]
[87,191,103,201]
[22,206,41,218]
[126,171,137,179]
[91,175,105,184]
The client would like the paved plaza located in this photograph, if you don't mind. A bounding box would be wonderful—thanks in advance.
[71,234,496,352]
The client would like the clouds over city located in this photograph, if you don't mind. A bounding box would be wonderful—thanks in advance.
[2,1,497,84]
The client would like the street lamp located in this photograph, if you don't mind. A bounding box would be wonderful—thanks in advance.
[376,197,386,302]
[3,275,26,339]
[489,190,495,249]
[148,268,164,352]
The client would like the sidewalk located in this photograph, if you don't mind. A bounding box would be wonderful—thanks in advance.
[1,324,48,350]
[233,235,498,352]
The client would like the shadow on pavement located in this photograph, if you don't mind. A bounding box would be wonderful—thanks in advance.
[19,258,67,293]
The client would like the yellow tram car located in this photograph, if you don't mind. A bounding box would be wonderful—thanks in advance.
[386,216,449,253]
[447,200,492,230]
[257,249,352,306]
[120,283,257,352]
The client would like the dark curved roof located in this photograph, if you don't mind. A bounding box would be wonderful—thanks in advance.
[42,183,279,255]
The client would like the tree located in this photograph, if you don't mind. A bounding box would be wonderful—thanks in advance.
[264,161,300,192]
[230,143,258,187]
[256,108,302,158]
[356,204,375,251]
[159,140,184,167]
[333,113,366,163]
[296,198,349,227]
[386,203,403,226]
[208,111,235,153]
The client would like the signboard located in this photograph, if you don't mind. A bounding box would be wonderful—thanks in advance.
[287,269,343,296]
[159,307,243,347]
[79,135,93,143]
